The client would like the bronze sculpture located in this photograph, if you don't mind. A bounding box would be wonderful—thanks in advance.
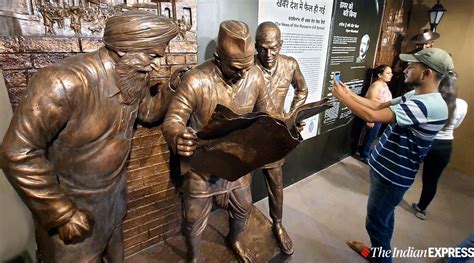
[254,21,308,255]
[0,10,178,262]
[163,20,275,263]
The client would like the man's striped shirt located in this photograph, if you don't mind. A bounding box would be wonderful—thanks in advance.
[369,90,448,188]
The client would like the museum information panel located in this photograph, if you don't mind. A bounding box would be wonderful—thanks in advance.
[318,0,385,134]
[258,0,333,139]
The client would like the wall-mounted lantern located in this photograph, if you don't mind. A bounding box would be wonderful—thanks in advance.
[428,0,446,32]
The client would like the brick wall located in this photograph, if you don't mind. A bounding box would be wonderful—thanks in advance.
[0,14,197,257]
[123,127,183,257]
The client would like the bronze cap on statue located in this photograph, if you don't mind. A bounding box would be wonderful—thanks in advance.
[216,20,255,61]
[410,28,440,44]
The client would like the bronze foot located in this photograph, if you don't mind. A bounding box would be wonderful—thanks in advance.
[273,223,294,255]
[225,237,253,263]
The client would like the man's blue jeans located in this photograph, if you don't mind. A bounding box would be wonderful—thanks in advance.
[447,233,474,263]
[366,169,408,263]
[359,123,382,159]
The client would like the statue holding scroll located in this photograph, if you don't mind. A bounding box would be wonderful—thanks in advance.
[163,20,275,263]
[254,21,308,255]
[0,11,178,262]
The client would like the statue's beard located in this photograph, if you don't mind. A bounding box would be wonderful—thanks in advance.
[115,58,151,105]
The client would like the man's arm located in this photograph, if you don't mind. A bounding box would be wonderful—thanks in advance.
[138,81,175,123]
[333,81,395,124]
[162,72,198,156]
[289,61,308,112]
[347,90,391,111]
[0,68,78,231]
[138,66,191,123]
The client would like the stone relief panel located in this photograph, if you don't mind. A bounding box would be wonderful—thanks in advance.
[0,0,195,39]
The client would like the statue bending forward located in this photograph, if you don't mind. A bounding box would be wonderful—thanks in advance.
[163,20,275,263]
[0,11,178,262]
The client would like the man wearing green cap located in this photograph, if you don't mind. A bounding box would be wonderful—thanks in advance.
[332,48,454,263]
[163,20,275,263]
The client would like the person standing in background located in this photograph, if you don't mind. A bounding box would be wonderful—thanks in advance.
[357,65,393,163]
[412,72,468,220]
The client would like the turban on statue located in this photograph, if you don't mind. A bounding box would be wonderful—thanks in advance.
[216,20,255,62]
[103,10,179,53]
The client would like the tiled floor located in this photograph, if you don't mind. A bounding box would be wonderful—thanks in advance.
[254,156,474,262]
[128,156,473,262]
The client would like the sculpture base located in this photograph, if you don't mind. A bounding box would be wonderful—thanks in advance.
[126,205,287,262]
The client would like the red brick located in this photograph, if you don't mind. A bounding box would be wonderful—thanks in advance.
[127,153,170,170]
[0,36,20,53]
[32,53,64,69]
[134,181,168,195]
[146,203,180,221]
[138,217,164,234]
[129,143,169,160]
[124,242,143,257]
[149,219,181,239]
[141,173,173,189]
[19,37,81,53]
[144,188,176,203]
[127,188,147,202]
[168,41,197,53]
[3,70,28,87]
[162,227,181,240]
[140,235,164,251]
[148,224,165,238]
[127,180,142,191]
[127,196,149,210]
[133,128,164,139]
[126,202,157,218]
[133,126,162,137]
[0,54,32,70]
[6,86,27,106]
[62,53,78,59]
[127,162,169,177]
[127,196,176,216]
[166,54,186,65]
[128,188,151,202]
[185,54,197,65]
[124,230,149,248]
[123,213,149,229]
[123,226,141,240]
[131,133,167,147]
[79,37,103,53]
[131,166,170,183]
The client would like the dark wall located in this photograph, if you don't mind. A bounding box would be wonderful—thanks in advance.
[252,121,355,201]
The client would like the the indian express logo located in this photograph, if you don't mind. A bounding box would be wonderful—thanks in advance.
[371,247,474,258]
